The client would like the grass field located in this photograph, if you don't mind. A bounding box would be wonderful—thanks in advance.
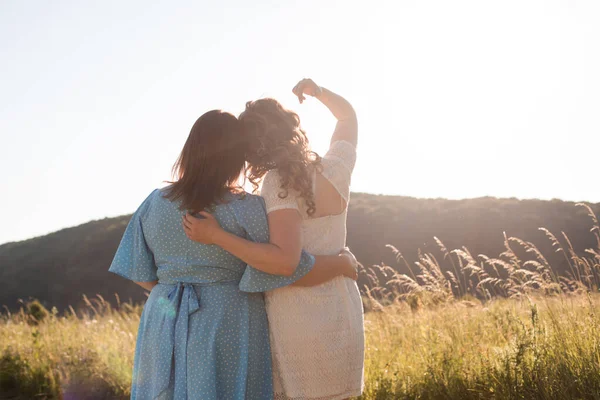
[1,203,599,399]
[2,293,600,399]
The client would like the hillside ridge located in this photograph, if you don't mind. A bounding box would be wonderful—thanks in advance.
[1,193,598,311]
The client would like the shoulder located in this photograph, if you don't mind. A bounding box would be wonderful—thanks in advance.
[229,192,267,212]
[324,140,357,160]
[261,169,298,199]
[322,140,357,173]
[136,189,161,217]
[148,188,163,201]
[259,170,301,213]
[331,139,356,151]
[261,170,284,194]
[226,193,268,229]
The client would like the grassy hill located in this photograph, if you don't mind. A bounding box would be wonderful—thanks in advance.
[1,193,599,311]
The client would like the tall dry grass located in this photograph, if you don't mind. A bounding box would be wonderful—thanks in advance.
[363,203,600,309]
[1,203,599,399]
[0,296,138,399]
[360,294,600,399]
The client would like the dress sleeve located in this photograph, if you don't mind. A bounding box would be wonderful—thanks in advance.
[321,140,357,202]
[260,170,300,214]
[108,191,158,282]
[234,195,315,293]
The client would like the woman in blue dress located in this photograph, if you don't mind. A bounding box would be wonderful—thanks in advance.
[109,110,357,400]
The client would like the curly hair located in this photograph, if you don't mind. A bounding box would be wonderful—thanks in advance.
[240,98,321,216]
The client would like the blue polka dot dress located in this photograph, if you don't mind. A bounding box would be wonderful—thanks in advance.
[109,189,315,400]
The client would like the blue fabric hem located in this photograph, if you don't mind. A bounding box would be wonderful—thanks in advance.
[108,268,157,283]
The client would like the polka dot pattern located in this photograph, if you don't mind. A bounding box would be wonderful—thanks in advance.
[108,189,315,399]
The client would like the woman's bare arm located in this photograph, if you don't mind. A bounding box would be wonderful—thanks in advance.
[293,79,357,147]
[182,211,356,283]
[292,253,357,286]
[183,209,302,276]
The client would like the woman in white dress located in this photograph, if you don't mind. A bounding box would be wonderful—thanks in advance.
[184,78,364,400]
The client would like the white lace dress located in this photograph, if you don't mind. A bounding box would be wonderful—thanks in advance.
[261,140,365,400]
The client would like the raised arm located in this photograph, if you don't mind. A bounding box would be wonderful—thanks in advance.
[292,78,358,147]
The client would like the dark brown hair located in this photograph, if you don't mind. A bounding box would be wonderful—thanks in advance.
[164,110,246,213]
[240,98,321,216]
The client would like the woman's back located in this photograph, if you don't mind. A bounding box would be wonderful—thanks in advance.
[260,140,364,400]
[260,140,356,255]
[109,189,313,399]
[125,189,254,283]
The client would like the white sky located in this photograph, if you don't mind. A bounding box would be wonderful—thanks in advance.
[1,0,599,245]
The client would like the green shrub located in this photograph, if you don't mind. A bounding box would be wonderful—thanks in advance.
[0,350,60,399]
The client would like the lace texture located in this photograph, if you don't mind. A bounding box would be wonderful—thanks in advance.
[321,140,357,202]
[261,169,301,214]
[262,140,364,400]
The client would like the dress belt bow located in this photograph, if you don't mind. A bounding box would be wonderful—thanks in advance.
[150,281,236,400]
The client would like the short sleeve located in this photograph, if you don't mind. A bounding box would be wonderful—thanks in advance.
[233,195,315,292]
[260,170,300,214]
[321,140,357,202]
[108,191,158,282]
